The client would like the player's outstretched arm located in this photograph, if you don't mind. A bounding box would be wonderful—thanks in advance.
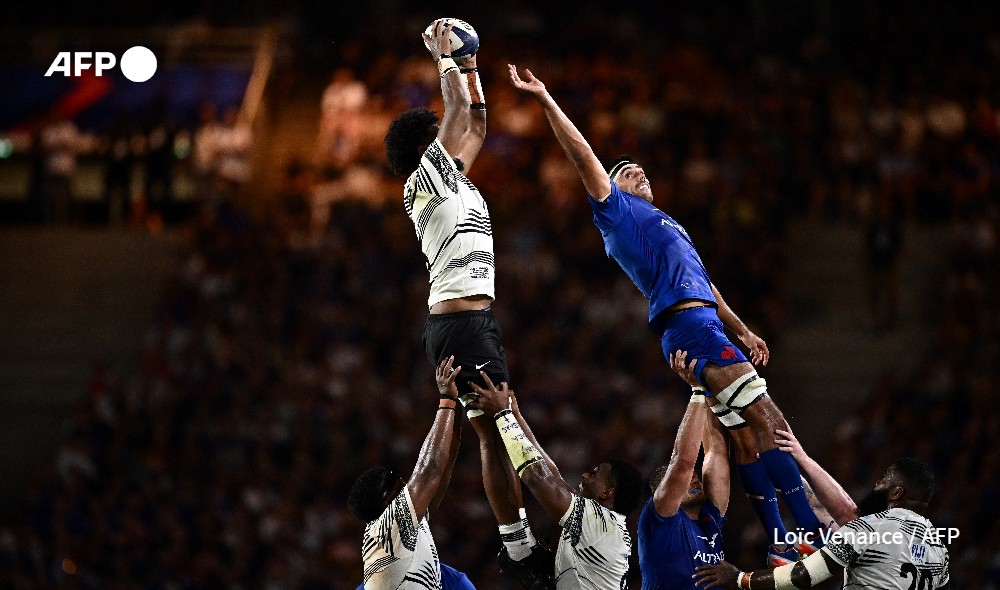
[452,53,487,173]
[424,20,471,162]
[508,64,612,201]
[407,356,463,519]
[507,392,563,480]
[774,428,857,526]
[672,350,730,513]
[710,283,769,366]
[693,551,844,589]
[428,357,465,517]
[654,351,709,516]
[468,375,576,522]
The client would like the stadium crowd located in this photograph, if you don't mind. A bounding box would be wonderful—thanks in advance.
[3,3,1000,589]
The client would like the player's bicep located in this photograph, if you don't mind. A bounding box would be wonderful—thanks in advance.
[581,158,612,202]
[453,112,485,173]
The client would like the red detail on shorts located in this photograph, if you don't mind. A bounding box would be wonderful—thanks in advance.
[721,346,737,360]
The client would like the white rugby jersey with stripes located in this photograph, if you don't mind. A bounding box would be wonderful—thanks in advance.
[821,507,950,589]
[404,139,495,307]
[361,486,442,590]
[556,494,632,590]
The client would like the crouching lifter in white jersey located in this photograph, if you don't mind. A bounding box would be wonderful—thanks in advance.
[348,358,465,589]
[693,458,950,589]
[383,20,551,588]
[468,374,646,590]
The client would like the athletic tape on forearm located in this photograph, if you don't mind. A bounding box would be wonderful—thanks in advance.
[772,561,794,589]
[801,550,833,584]
[465,71,484,106]
[494,409,543,474]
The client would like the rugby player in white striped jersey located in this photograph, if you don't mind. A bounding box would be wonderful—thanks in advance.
[384,20,551,588]
[693,458,950,590]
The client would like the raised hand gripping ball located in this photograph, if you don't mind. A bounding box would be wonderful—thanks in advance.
[424,18,479,61]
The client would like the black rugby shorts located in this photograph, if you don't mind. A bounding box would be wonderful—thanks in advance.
[422,308,510,395]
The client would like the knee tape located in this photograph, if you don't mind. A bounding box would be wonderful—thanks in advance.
[711,401,748,429]
[716,372,768,412]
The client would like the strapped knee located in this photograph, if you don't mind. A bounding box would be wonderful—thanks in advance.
[716,372,768,414]
[711,402,748,429]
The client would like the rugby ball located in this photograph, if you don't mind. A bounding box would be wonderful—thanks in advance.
[423,18,479,61]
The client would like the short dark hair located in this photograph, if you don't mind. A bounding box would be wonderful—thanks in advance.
[606,458,646,515]
[648,465,668,493]
[887,458,936,504]
[348,466,395,522]
[385,108,439,177]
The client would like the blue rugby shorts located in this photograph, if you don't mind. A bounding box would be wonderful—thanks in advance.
[659,306,748,391]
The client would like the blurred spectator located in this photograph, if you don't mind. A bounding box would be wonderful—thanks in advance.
[144,118,177,226]
[193,102,223,203]
[4,4,1000,589]
[101,115,136,225]
[315,68,367,177]
[214,106,253,200]
[40,111,84,223]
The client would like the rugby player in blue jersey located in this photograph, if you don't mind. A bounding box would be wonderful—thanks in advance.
[637,350,730,589]
[509,65,826,564]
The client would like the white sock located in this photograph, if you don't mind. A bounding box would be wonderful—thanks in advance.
[499,508,537,561]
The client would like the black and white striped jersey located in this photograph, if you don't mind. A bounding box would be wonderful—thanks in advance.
[556,494,632,590]
[822,507,950,589]
[361,486,442,590]
[404,139,495,307]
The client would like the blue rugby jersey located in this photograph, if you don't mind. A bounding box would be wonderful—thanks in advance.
[637,499,725,590]
[588,183,716,332]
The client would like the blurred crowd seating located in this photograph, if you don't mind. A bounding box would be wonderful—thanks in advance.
[3,3,1000,588]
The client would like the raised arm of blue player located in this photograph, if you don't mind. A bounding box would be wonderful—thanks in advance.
[702,402,731,516]
[654,351,709,516]
[711,283,770,366]
[508,64,612,201]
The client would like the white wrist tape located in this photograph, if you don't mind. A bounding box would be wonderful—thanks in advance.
[494,409,543,474]
[801,550,833,584]
[772,561,794,589]
[437,57,458,77]
[459,393,484,418]
[690,392,706,404]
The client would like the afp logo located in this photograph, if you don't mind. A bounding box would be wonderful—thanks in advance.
[45,46,157,82]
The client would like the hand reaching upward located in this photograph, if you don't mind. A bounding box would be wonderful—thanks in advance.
[508,64,548,100]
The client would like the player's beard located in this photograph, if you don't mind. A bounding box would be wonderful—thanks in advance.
[856,488,890,516]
